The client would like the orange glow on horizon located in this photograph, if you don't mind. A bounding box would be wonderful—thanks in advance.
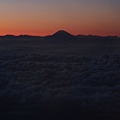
[0,29,120,37]
[0,0,120,37]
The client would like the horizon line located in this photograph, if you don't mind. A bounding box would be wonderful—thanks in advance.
[0,30,119,38]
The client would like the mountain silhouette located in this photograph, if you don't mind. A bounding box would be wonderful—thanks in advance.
[52,30,74,37]
[50,30,75,41]
[0,30,119,42]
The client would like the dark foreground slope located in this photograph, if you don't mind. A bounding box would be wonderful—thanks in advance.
[0,32,120,120]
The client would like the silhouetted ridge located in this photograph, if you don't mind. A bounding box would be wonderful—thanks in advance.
[4,34,16,38]
[0,31,119,42]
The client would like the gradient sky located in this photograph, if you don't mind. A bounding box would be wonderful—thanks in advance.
[0,0,120,36]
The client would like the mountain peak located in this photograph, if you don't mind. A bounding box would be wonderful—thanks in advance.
[52,30,74,38]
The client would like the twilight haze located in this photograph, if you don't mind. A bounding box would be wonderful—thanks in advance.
[0,0,120,36]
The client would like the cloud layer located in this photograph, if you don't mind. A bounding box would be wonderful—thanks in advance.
[0,53,120,114]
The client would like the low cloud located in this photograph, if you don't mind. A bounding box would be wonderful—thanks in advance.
[0,53,120,112]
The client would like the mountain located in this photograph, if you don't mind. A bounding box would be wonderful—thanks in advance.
[0,30,119,42]
[43,30,75,42]
[52,30,74,37]
[0,34,42,41]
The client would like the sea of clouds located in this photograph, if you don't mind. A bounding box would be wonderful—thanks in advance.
[0,53,120,114]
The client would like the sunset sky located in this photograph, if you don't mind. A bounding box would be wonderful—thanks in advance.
[0,0,120,36]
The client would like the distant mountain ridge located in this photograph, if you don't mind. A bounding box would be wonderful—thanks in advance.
[0,30,119,41]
